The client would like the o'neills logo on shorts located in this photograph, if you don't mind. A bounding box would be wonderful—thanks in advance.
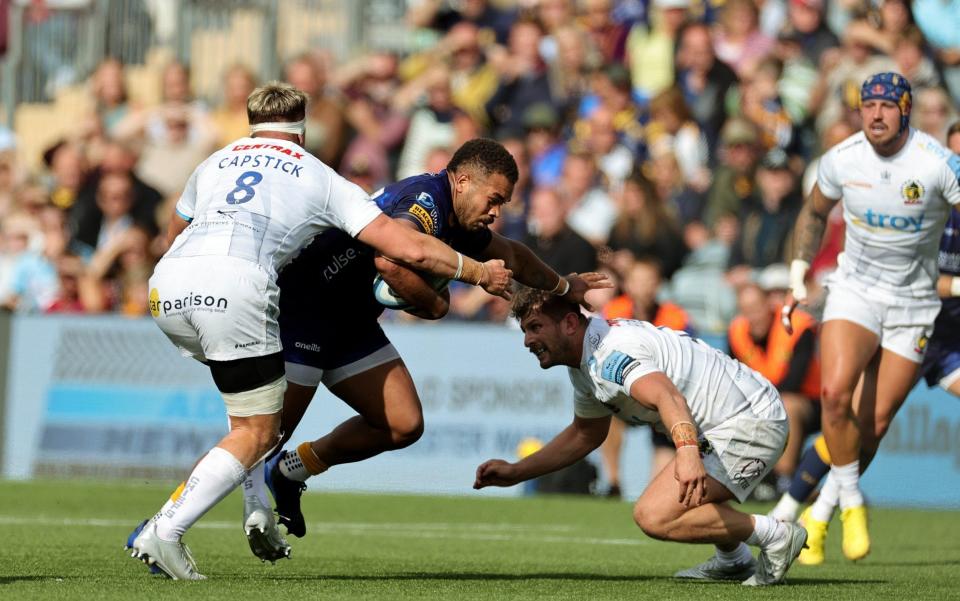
[149,287,229,317]
[294,341,322,352]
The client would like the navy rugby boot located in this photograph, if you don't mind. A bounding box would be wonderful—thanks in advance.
[267,450,308,538]
[125,519,164,575]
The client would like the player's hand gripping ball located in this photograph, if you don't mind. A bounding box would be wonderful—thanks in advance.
[372,273,450,310]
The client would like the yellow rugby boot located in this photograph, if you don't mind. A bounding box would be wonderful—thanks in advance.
[840,505,870,561]
[797,506,828,566]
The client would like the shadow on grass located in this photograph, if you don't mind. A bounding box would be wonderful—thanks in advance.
[225,571,885,586]
[761,578,884,586]
[672,576,885,587]
[237,572,672,583]
[0,576,67,585]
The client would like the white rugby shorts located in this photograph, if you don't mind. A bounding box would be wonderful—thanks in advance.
[149,255,281,362]
[701,376,787,503]
[822,275,940,364]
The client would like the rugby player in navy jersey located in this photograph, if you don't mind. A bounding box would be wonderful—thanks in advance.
[264,139,610,539]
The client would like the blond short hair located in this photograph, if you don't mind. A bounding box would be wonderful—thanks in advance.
[246,81,307,125]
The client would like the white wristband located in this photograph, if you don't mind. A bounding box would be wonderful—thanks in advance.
[454,252,464,280]
[951,276,960,297]
[551,276,570,296]
[789,259,810,302]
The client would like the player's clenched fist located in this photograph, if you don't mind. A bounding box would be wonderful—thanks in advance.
[480,259,513,300]
[473,459,520,489]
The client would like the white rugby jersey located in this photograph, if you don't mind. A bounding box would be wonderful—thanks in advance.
[569,318,783,432]
[817,128,960,300]
[166,137,382,279]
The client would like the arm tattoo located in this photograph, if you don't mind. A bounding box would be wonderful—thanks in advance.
[794,201,828,263]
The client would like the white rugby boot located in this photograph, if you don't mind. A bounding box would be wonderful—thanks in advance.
[244,496,292,563]
[129,521,206,580]
[743,521,808,586]
[674,554,756,581]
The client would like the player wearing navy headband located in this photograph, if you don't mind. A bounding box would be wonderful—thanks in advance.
[771,124,960,558]
[783,73,960,564]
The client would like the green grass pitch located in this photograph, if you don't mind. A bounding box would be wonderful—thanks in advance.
[0,480,958,600]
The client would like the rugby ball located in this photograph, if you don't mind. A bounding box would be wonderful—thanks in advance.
[372,274,450,310]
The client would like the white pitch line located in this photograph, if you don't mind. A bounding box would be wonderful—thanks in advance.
[0,515,646,547]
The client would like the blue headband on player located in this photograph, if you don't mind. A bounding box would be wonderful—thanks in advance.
[860,72,912,133]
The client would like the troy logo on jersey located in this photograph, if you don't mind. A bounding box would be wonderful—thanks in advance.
[853,209,924,233]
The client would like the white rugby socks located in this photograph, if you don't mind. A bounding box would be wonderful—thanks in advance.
[152,481,187,523]
[155,447,247,542]
[770,493,801,523]
[243,460,271,508]
[831,461,864,509]
[747,514,787,549]
[810,473,839,522]
[278,442,328,482]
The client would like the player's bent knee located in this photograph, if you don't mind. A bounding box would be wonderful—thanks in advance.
[820,384,853,418]
[820,384,852,406]
[388,414,424,449]
[632,503,670,541]
[253,421,282,453]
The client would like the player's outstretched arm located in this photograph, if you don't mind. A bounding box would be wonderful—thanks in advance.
[473,415,610,489]
[357,214,513,298]
[629,372,707,507]
[782,184,839,333]
[479,232,613,309]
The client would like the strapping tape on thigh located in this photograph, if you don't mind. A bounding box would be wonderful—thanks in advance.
[222,376,287,416]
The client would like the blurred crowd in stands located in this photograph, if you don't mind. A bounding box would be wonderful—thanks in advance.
[0,0,959,335]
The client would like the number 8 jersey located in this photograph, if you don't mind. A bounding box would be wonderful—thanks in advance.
[166,137,382,279]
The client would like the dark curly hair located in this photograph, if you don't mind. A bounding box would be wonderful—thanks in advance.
[511,285,584,325]
[447,138,519,185]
